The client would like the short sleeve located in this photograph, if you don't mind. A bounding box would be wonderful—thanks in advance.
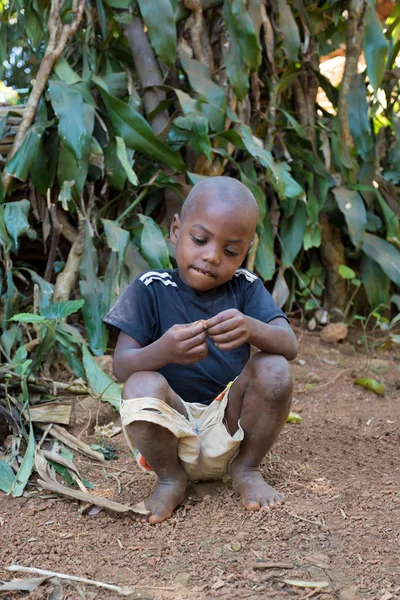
[240,276,288,323]
[103,277,156,346]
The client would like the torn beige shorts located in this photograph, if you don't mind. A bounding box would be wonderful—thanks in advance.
[120,383,244,481]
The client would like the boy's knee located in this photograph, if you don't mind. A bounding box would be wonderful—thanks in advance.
[249,353,293,399]
[122,371,169,400]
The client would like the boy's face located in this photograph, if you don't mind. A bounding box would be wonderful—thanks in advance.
[170,194,257,292]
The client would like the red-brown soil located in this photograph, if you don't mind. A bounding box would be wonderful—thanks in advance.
[1,331,399,600]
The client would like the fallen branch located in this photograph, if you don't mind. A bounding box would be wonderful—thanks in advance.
[53,224,85,302]
[252,562,293,570]
[7,565,136,597]
[36,478,150,517]
[36,424,105,462]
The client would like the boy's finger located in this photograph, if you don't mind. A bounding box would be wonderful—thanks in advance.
[209,330,240,344]
[178,320,206,340]
[184,330,207,350]
[213,340,243,351]
[207,318,238,336]
[205,311,233,329]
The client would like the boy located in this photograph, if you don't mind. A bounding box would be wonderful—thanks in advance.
[104,177,298,524]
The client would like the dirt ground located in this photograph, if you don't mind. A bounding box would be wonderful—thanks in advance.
[1,329,399,600]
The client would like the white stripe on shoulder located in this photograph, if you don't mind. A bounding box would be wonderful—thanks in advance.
[234,268,258,283]
[139,271,172,281]
[142,275,178,287]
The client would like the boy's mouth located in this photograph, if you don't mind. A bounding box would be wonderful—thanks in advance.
[191,266,216,278]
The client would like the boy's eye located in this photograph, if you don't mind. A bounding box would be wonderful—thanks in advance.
[225,249,239,257]
[191,236,206,245]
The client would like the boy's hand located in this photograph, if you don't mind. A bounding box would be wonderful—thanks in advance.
[205,309,252,351]
[159,321,208,364]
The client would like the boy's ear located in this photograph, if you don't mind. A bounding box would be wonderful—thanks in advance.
[170,214,181,243]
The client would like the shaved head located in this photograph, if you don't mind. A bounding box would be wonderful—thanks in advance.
[181,176,259,224]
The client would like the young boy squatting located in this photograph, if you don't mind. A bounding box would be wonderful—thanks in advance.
[104,177,298,524]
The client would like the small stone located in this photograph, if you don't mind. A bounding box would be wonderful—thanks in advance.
[232,542,241,551]
[297,359,306,366]
[369,359,391,375]
[308,317,317,331]
[320,322,348,343]
[315,309,329,325]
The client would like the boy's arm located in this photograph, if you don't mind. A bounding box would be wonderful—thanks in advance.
[113,322,208,382]
[205,311,298,360]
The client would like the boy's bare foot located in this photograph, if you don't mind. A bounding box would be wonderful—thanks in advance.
[133,470,188,524]
[231,465,284,511]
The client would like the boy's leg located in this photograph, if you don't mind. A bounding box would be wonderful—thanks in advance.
[122,372,189,524]
[225,352,293,511]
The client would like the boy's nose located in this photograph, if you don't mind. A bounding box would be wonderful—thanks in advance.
[202,244,220,265]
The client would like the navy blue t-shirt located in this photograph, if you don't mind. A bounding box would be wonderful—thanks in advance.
[104,268,287,404]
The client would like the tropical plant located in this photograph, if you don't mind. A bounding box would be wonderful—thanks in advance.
[0,0,399,366]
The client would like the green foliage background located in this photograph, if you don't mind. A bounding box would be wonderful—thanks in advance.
[0,0,399,365]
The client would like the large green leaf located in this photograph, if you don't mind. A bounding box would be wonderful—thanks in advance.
[5,124,43,182]
[41,299,85,320]
[115,136,139,186]
[375,190,400,245]
[179,52,226,132]
[138,0,176,68]
[82,345,121,409]
[100,88,185,171]
[361,254,390,310]
[138,215,172,270]
[11,421,35,497]
[347,74,374,160]
[104,139,127,191]
[48,80,90,162]
[362,232,400,285]
[223,0,261,72]
[79,224,108,356]
[173,89,212,160]
[0,459,15,494]
[102,218,130,310]
[277,0,301,62]
[255,212,275,281]
[4,199,30,251]
[332,187,367,249]
[222,2,250,101]
[24,4,43,49]
[363,4,389,91]
[57,104,94,198]
[280,202,307,267]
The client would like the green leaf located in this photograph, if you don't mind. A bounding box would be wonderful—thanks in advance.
[354,378,385,396]
[57,104,94,198]
[41,300,85,320]
[0,459,15,493]
[4,199,30,251]
[277,0,301,62]
[286,411,303,423]
[82,345,122,409]
[102,219,130,313]
[363,5,389,91]
[48,80,91,162]
[11,421,35,497]
[104,139,127,191]
[179,51,226,132]
[338,265,356,280]
[174,113,211,161]
[138,0,176,68]
[5,125,43,182]
[222,15,250,101]
[280,202,307,267]
[332,187,367,249]
[9,313,47,324]
[362,233,400,286]
[25,4,43,48]
[54,57,83,85]
[100,88,185,172]
[347,74,374,160]
[79,224,108,356]
[27,270,54,312]
[138,215,172,270]
[375,190,400,245]
[223,0,261,71]
[115,136,139,186]
[255,221,275,281]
